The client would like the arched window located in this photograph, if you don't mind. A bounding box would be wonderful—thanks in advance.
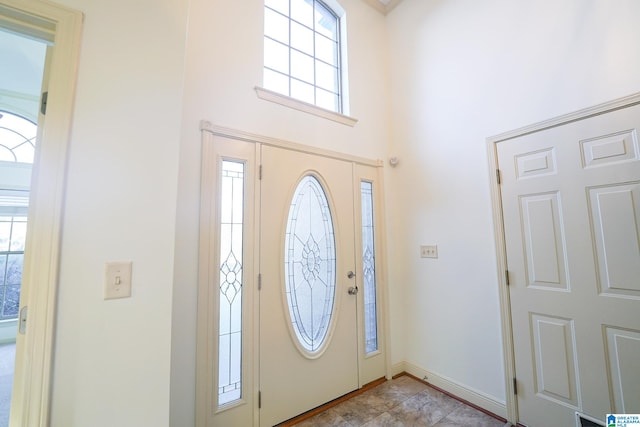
[0,111,37,164]
[263,0,346,113]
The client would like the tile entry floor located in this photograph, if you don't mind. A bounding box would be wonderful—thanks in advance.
[287,375,509,427]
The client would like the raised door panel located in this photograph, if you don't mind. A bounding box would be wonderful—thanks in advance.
[498,101,640,426]
[605,327,640,413]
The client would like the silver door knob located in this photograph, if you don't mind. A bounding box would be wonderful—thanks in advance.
[348,286,359,295]
[347,271,356,279]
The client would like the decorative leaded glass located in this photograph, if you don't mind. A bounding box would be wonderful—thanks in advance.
[361,181,378,354]
[218,160,244,405]
[285,175,336,353]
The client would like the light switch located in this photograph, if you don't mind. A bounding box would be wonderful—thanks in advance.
[104,261,132,299]
[420,245,438,259]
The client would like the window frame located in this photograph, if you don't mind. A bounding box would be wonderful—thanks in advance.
[258,0,357,126]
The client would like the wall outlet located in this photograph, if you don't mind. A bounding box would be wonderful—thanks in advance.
[420,245,438,259]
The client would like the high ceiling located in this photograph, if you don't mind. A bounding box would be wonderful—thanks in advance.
[364,0,403,15]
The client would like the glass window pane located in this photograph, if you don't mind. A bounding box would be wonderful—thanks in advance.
[265,0,288,15]
[314,1,338,41]
[0,255,6,286]
[218,160,244,406]
[13,143,35,164]
[264,38,289,74]
[315,60,338,92]
[0,112,37,164]
[0,221,11,251]
[9,218,27,251]
[291,0,313,27]
[285,175,336,353]
[1,284,20,318]
[291,79,314,104]
[290,50,314,83]
[291,21,313,55]
[6,254,23,285]
[315,88,338,112]
[315,35,337,66]
[263,0,343,113]
[361,181,378,354]
[264,68,290,96]
[264,7,289,44]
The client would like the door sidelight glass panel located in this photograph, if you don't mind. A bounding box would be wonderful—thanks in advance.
[361,181,378,354]
[218,160,245,405]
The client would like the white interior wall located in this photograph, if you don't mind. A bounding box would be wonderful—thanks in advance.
[31,0,640,424]
[170,1,392,425]
[49,0,189,425]
[386,0,640,404]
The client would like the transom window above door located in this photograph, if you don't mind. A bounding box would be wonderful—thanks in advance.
[263,0,346,113]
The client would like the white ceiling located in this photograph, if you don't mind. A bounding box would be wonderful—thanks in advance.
[364,0,404,15]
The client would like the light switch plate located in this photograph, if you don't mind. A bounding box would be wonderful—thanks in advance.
[104,261,132,299]
[420,245,438,259]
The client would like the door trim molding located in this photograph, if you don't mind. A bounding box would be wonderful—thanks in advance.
[1,1,83,426]
[486,91,640,425]
[197,121,390,426]
[200,121,383,168]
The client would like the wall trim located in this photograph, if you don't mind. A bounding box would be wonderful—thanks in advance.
[489,92,640,144]
[486,91,640,426]
[200,120,381,167]
[254,87,358,127]
[402,360,507,419]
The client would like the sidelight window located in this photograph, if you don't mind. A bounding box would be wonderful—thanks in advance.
[218,160,245,405]
[361,181,378,354]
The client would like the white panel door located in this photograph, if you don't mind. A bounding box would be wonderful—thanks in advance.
[498,103,640,426]
[259,145,358,426]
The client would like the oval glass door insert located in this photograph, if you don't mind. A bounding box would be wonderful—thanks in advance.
[284,175,336,354]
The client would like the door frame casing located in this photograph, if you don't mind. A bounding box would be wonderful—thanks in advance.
[196,121,390,427]
[486,92,640,425]
[0,1,82,426]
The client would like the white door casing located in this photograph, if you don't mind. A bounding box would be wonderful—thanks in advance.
[0,2,82,426]
[196,132,258,427]
[488,95,640,426]
[196,123,388,427]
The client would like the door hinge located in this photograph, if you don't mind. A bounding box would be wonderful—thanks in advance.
[505,270,510,286]
[40,91,48,115]
[19,306,28,334]
[513,377,517,395]
[496,169,501,185]
[259,164,262,180]
[258,390,262,409]
[258,273,262,291]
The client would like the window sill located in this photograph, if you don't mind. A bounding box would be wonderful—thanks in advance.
[255,87,358,127]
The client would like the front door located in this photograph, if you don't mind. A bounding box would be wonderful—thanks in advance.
[259,145,358,426]
[498,103,640,426]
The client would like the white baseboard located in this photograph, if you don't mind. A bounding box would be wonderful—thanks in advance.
[392,360,507,419]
